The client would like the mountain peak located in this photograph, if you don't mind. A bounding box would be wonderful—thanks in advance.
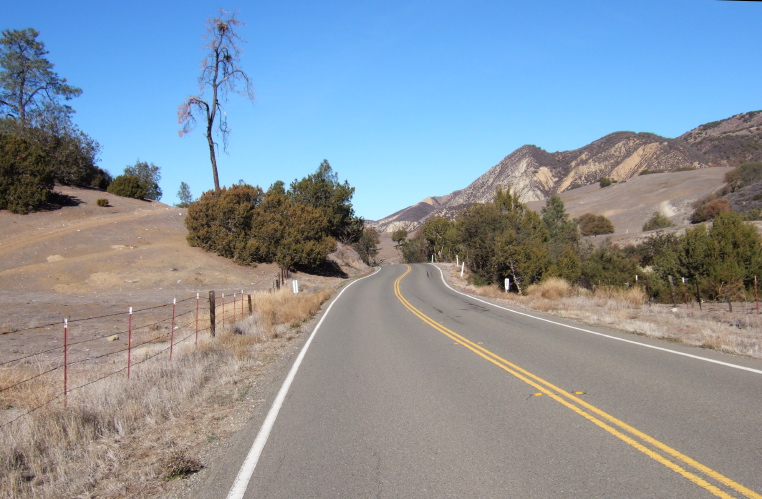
[371,111,760,232]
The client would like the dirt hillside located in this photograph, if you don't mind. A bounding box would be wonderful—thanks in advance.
[0,186,366,362]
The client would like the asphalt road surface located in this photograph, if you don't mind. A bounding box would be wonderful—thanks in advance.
[207,264,762,498]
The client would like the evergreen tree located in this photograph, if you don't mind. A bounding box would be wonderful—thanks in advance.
[0,30,103,189]
[354,227,380,265]
[289,160,363,243]
[391,228,408,246]
[707,211,762,297]
[420,217,458,261]
[124,160,162,201]
[541,194,580,280]
[176,182,194,207]
[0,28,81,127]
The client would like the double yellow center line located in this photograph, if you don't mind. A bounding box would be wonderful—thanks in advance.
[394,265,759,499]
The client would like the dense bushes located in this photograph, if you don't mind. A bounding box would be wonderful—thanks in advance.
[107,174,147,200]
[1,120,111,214]
[578,213,615,235]
[691,198,729,223]
[646,211,762,304]
[106,161,162,201]
[579,243,639,289]
[0,134,54,214]
[185,163,360,271]
[186,185,336,270]
[642,212,675,231]
[0,118,104,188]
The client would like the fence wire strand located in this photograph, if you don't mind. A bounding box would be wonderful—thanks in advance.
[0,292,228,429]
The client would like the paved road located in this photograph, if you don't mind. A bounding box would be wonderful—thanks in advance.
[220,264,762,498]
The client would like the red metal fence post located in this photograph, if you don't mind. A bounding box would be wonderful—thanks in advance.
[222,293,225,332]
[170,298,176,361]
[128,307,133,379]
[64,318,69,409]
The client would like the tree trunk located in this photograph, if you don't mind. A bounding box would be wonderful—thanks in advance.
[509,262,522,295]
[206,126,220,190]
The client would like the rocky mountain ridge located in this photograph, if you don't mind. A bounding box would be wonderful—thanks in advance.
[373,110,761,233]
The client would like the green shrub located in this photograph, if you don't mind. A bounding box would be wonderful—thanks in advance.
[96,198,109,207]
[579,213,615,236]
[107,174,146,199]
[185,184,263,260]
[185,184,336,271]
[580,243,639,288]
[599,177,612,188]
[642,212,675,231]
[0,133,54,214]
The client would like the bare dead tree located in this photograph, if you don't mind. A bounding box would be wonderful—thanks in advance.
[178,10,254,191]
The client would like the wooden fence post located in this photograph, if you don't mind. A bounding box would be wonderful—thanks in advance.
[209,291,216,337]
[248,294,253,315]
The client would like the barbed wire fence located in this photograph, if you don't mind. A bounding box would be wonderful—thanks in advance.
[0,287,265,430]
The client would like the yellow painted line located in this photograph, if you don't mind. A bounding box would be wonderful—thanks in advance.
[394,265,760,499]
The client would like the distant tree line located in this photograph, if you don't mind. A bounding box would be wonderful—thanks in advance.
[399,187,762,305]
[185,160,364,271]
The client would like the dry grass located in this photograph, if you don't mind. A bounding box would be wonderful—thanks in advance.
[526,277,573,300]
[0,285,336,498]
[234,287,334,341]
[444,265,762,359]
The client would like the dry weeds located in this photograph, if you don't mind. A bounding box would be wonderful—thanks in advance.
[443,264,762,359]
[0,285,336,498]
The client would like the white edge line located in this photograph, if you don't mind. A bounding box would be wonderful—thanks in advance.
[226,267,381,499]
[430,264,762,375]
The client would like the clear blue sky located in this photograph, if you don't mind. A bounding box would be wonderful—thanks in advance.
[5,0,761,220]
